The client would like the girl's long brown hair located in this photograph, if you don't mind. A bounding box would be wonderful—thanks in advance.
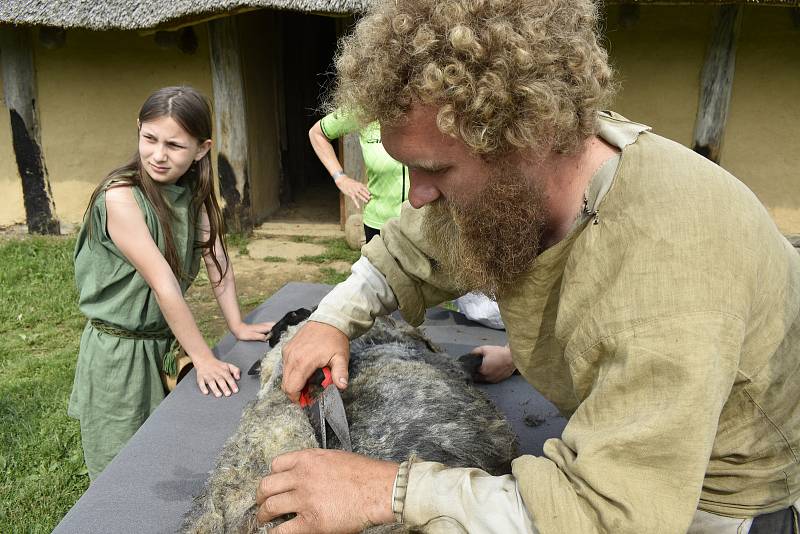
[84,86,228,283]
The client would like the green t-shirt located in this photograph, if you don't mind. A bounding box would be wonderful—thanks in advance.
[320,110,409,230]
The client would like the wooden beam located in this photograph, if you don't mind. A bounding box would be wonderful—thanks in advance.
[0,25,60,235]
[208,17,252,233]
[618,4,641,30]
[38,27,66,50]
[692,5,742,164]
[154,28,198,54]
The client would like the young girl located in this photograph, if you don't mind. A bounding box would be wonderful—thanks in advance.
[69,86,273,480]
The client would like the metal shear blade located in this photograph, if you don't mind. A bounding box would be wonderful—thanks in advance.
[318,385,352,452]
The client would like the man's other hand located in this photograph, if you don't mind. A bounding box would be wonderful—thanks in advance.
[472,344,516,383]
[256,449,398,533]
[281,321,350,403]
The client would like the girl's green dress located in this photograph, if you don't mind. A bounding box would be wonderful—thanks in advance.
[69,181,200,480]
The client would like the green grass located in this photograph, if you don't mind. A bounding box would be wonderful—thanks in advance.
[262,256,287,263]
[441,300,458,312]
[319,267,351,286]
[298,238,361,265]
[0,231,361,532]
[226,231,250,256]
[240,295,265,309]
[0,236,88,533]
[296,237,359,285]
[288,235,316,243]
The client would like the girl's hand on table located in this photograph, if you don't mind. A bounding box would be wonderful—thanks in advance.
[231,321,275,342]
[193,355,241,397]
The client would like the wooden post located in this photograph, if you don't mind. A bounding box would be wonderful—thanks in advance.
[0,25,60,235]
[208,17,251,233]
[342,131,366,220]
[335,16,367,232]
[692,5,742,164]
[340,132,367,249]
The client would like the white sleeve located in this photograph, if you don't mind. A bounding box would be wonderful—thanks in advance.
[399,461,538,534]
[308,256,399,339]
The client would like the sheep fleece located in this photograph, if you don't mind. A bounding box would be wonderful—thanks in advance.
[182,317,519,533]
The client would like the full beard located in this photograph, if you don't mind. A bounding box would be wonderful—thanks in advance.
[422,165,547,300]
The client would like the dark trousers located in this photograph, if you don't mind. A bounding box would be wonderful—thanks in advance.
[750,506,798,534]
[364,225,380,244]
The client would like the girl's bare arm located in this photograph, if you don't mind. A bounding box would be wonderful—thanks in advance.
[198,207,273,342]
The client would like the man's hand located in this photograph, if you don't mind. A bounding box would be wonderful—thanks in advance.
[281,321,350,403]
[472,344,516,383]
[256,449,398,533]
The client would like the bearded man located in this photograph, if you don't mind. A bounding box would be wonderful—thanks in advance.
[255,0,800,532]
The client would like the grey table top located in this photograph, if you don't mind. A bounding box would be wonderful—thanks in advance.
[54,282,566,534]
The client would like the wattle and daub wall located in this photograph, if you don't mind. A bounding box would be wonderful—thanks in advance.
[1,5,798,233]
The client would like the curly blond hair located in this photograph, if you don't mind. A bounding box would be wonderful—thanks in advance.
[332,0,615,155]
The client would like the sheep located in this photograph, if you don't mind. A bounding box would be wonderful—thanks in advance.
[182,311,519,533]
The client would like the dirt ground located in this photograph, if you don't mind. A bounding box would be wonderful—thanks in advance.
[5,193,799,345]
[0,186,353,344]
[186,218,352,343]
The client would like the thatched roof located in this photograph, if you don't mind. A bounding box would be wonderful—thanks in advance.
[1,0,797,30]
[0,1,371,31]
[606,0,798,4]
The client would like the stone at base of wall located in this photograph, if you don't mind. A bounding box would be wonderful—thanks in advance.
[345,213,365,250]
[0,221,78,236]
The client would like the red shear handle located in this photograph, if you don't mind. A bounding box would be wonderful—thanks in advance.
[320,367,333,388]
[299,367,333,407]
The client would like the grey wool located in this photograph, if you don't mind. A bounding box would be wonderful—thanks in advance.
[182,317,519,533]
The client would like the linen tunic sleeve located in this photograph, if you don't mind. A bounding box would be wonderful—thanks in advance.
[309,257,399,339]
[513,311,746,533]
[361,202,463,326]
[401,460,537,533]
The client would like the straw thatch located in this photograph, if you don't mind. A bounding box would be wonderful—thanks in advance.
[606,0,798,4]
[2,0,796,31]
[0,1,371,31]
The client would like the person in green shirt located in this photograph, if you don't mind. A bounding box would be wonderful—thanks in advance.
[309,110,409,243]
[71,86,273,480]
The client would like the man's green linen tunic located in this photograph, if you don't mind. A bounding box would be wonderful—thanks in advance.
[69,182,200,479]
[361,116,800,532]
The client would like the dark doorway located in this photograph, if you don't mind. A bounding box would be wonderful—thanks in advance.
[277,12,343,223]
